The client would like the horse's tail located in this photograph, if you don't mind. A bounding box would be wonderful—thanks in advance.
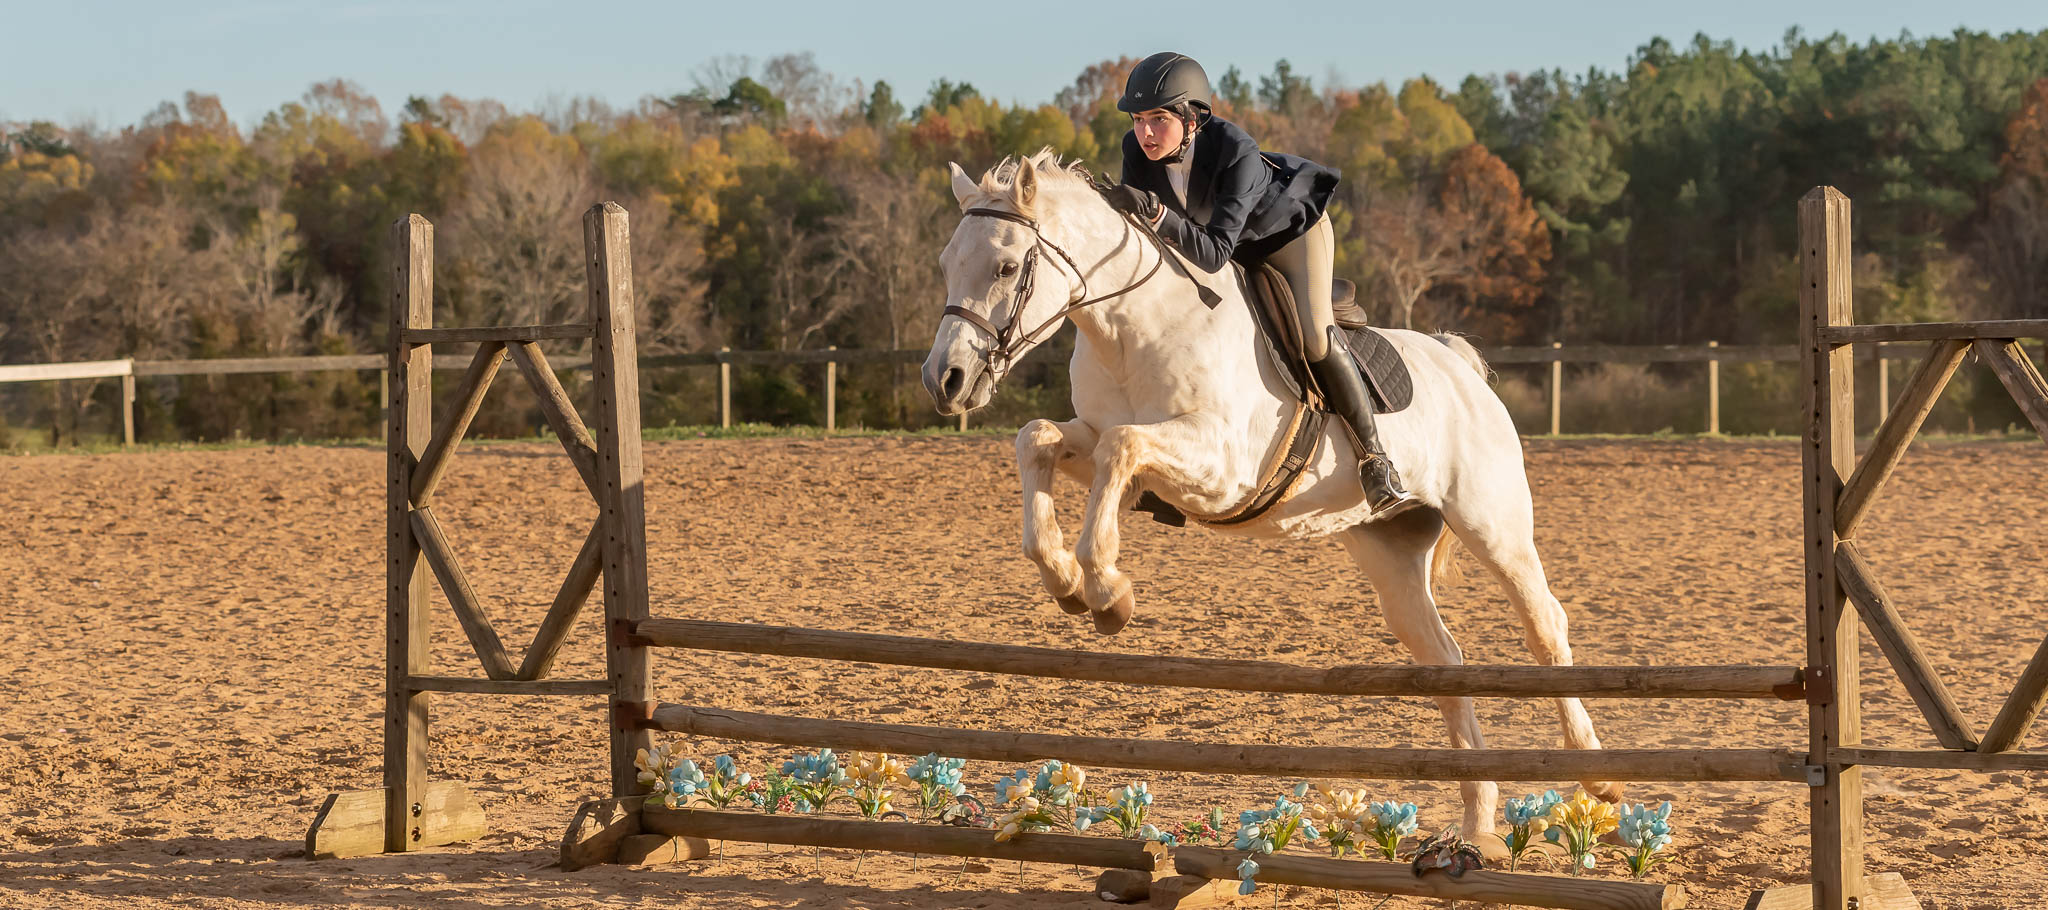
[1425,333,1487,585]
[1431,332,1490,380]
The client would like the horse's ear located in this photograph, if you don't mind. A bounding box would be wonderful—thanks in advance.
[948,162,978,210]
[1014,161,1038,207]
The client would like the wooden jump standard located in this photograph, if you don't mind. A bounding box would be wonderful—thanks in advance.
[312,190,2048,909]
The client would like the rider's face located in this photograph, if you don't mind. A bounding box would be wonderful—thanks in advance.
[1133,109,1186,160]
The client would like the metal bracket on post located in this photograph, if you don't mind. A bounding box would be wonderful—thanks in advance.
[1806,666,1833,705]
[1804,764,1829,787]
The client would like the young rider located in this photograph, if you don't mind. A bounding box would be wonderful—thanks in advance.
[1101,52,1418,518]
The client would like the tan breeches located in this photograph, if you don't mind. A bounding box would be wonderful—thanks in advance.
[1266,212,1337,359]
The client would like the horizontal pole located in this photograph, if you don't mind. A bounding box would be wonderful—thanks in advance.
[640,806,1155,870]
[1488,344,1797,364]
[400,323,595,343]
[404,675,612,696]
[1174,846,1684,910]
[647,703,1808,782]
[135,355,385,376]
[1818,319,2048,344]
[633,618,1801,699]
[1831,747,2048,773]
[0,359,133,382]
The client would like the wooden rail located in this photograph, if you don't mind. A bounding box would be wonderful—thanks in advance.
[13,339,2017,443]
[633,618,1803,699]
[1172,846,1687,910]
[645,703,1808,782]
[639,806,1156,870]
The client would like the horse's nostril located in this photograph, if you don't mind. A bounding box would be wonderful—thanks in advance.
[941,367,966,400]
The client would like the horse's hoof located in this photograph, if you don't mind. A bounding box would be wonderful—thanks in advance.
[1091,589,1134,635]
[1583,780,1624,803]
[1054,593,1089,615]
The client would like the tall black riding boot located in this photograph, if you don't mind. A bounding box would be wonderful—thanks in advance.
[1309,327,1420,519]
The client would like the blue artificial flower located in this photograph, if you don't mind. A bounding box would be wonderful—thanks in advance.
[1235,857,1260,895]
[667,760,707,798]
[1618,801,1675,850]
[994,768,1034,805]
[780,749,843,786]
[1292,781,1312,799]
[1368,801,1419,837]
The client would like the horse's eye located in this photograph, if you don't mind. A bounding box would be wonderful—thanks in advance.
[998,262,1019,278]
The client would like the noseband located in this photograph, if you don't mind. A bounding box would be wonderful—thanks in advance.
[943,206,1165,375]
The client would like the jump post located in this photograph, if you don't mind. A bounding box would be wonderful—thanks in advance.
[309,190,2048,908]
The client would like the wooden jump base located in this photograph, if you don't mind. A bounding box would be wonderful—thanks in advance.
[309,189,2048,908]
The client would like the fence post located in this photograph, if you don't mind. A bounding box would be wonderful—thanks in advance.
[121,363,136,448]
[1549,341,1563,436]
[1707,340,1720,435]
[825,346,837,432]
[1877,348,1890,425]
[718,347,731,429]
[1799,186,1865,910]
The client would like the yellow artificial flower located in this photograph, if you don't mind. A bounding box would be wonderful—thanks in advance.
[1549,789,1619,836]
[1049,764,1086,793]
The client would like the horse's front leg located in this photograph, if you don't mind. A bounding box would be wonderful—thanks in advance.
[1074,417,1220,634]
[1016,418,1099,616]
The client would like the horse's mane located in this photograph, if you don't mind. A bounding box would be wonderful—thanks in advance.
[973,148,1098,221]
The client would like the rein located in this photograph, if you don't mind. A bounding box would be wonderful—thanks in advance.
[942,193,1168,375]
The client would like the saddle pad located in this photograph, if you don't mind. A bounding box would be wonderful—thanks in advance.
[1244,263,1413,414]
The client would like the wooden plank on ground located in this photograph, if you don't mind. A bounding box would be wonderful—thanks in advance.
[1834,339,1968,537]
[400,323,594,343]
[1173,846,1685,910]
[640,806,1157,870]
[1148,873,1243,908]
[409,341,507,506]
[1743,872,1920,909]
[647,703,1806,782]
[631,618,1802,699]
[505,341,601,497]
[1834,543,1978,750]
[306,781,485,859]
[1973,338,2048,443]
[1979,629,2048,753]
[616,832,713,865]
[561,797,637,871]
[409,506,517,680]
[515,518,605,680]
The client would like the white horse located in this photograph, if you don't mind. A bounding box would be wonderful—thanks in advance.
[921,151,1616,838]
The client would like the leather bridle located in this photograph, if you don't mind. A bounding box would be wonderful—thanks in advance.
[942,206,1166,376]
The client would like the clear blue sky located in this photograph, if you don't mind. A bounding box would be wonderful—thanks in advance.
[7,1,2044,129]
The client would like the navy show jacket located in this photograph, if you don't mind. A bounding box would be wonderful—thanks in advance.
[1118,116,1340,273]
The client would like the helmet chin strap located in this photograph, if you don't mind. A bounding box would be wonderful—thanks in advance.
[1157,117,1197,164]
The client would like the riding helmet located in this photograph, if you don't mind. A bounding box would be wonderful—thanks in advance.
[1117,52,1212,116]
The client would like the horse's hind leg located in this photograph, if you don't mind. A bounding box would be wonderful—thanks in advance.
[1017,418,1098,616]
[1335,514,1500,844]
[1440,480,1619,803]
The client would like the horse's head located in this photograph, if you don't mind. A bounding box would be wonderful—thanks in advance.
[922,151,1112,415]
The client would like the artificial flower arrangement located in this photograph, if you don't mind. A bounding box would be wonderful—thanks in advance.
[632,744,1683,885]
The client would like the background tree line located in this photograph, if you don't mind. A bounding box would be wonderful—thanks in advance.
[4,30,2047,444]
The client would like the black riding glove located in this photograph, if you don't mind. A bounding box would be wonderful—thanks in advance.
[1103,184,1161,222]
